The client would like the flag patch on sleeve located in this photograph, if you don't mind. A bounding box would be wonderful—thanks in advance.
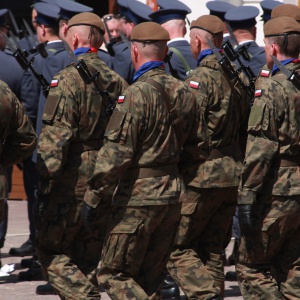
[117,95,125,103]
[50,79,59,87]
[254,89,262,97]
[260,70,270,77]
[189,81,200,89]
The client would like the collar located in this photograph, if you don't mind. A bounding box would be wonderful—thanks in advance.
[74,47,98,56]
[167,37,187,45]
[197,49,214,66]
[46,40,62,45]
[272,58,296,75]
[132,61,164,83]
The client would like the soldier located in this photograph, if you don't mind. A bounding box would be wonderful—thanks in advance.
[35,12,127,300]
[224,6,266,77]
[83,21,210,299]
[237,16,300,299]
[166,15,249,299]
[0,80,37,266]
[111,0,152,83]
[149,1,196,80]
[271,3,300,23]
[260,0,283,24]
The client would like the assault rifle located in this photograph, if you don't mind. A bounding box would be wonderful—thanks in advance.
[207,38,253,98]
[63,41,116,116]
[1,32,50,97]
[164,51,180,79]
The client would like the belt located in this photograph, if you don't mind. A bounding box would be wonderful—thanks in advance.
[280,156,300,167]
[70,139,103,154]
[120,164,179,180]
[207,144,237,160]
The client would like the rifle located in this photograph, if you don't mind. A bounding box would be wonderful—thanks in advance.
[207,38,253,98]
[63,41,116,116]
[1,32,50,97]
[8,9,23,40]
[102,17,116,56]
[221,40,256,96]
[226,23,251,62]
[164,51,180,79]
[271,55,300,91]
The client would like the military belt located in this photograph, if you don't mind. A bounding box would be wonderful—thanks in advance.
[207,144,237,160]
[120,164,179,180]
[70,139,103,154]
[280,156,300,167]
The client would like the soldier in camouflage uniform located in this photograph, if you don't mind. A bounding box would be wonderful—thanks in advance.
[36,12,128,300]
[237,16,300,299]
[83,21,210,300]
[166,15,249,299]
[0,79,37,253]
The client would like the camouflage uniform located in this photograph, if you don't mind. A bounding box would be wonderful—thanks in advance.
[237,60,300,299]
[84,67,210,299]
[36,52,128,300]
[0,80,37,220]
[167,53,249,298]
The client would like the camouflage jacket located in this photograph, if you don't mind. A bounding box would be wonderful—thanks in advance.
[185,54,249,188]
[0,81,37,199]
[37,52,128,197]
[239,61,300,204]
[84,67,210,207]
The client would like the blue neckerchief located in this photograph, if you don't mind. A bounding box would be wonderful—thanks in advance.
[197,49,214,66]
[132,61,164,83]
[272,58,295,75]
[74,47,90,56]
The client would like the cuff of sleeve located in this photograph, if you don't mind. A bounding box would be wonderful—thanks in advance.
[238,189,256,205]
[84,188,101,208]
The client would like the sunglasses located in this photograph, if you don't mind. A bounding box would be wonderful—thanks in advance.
[102,14,120,21]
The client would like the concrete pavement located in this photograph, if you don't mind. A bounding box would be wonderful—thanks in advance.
[0,200,243,300]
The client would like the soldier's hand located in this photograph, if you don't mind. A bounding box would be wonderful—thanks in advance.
[81,201,95,232]
[238,204,254,236]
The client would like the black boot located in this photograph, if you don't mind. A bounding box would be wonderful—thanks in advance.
[36,282,57,295]
[9,239,35,257]
[18,260,43,281]
[161,274,181,300]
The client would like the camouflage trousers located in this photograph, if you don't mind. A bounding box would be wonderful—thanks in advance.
[167,186,237,299]
[237,195,300,300]
[36,197,111,300]
[98,203,182,300]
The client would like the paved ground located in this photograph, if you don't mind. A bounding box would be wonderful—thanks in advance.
[0,200,243,300]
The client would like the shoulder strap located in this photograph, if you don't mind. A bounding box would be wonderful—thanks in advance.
[168,47,191,73]
[145,77,181,141]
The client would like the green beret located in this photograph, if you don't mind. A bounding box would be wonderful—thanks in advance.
[131,22,170,42]
[68,12,105,35]
[271,4,300,22]
[264,16,300,36]
[190,15,224,35]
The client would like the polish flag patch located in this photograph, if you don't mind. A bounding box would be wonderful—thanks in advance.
[50,79,59,87]
[117,95,125,104]
[260,70,270,77]
[189,80,200,89]
[254,89,262,97]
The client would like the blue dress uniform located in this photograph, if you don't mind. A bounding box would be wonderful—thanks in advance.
[260,0,283,24]
[206,1,237,45]
[111,0,152,83]
[149,2,197,80]
[225,6,266,77]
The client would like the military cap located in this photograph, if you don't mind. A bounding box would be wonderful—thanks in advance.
[131,21,170,42]
[67,12,105,35]
[117,0,129,17]
[190,15,224,36]
[157,0,191,13]
[56,0,93,21]
[125,0,152,25]
[0,9,8,27]
[33,3,59,27]
[206,1,236,22]
[225,6,259,29]
[149,7,190,25]
[271,4,300,22]
[264,16,300,36]
[260,1,283,22]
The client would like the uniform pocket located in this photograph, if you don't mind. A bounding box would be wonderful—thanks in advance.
[102,218,145,269]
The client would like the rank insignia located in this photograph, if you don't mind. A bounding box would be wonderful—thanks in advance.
[50,79,59,87]
[254,89,262,97]
[189,80,200,89]
[117,95,125,103]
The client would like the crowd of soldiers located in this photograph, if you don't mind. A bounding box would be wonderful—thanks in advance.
[0,0,300,299]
